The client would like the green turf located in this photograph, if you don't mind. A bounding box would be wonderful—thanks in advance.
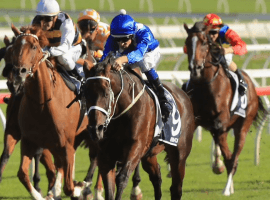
[0,102,269,199]
[1,0,270,13]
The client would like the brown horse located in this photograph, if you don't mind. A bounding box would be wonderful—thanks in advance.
[9,24,94,199]
[183,22,268,196]
[0,36,56,193]
[83,54,195,200]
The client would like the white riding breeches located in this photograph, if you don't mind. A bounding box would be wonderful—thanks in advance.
[225,53,233,66]
[130,46,161,73]
[57,44,82,71]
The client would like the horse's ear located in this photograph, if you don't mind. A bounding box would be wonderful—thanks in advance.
[83,60,95,77]
[184,23,190,34]
[11,23,20,37]
[3,36,10,47]
[105,64,111,77]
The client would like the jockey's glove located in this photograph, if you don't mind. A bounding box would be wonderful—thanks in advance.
[43,50,51,58]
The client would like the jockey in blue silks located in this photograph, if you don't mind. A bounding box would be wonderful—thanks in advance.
[101,10,172,122]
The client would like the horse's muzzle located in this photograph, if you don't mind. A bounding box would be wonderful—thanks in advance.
[87,125,104,142]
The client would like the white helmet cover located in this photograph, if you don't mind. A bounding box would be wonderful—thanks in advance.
[36,0,60,16]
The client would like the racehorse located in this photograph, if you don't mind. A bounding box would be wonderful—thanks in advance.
[183,21,268,196]
[0,36,56,193]
[83,54,196,200]
[10,24,93,199]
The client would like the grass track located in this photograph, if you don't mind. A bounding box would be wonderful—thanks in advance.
[0,103,270,199]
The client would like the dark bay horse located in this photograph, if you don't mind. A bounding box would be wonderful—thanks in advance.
[9,24,94,199]
[183,22,267,196]
[83,54,195,200]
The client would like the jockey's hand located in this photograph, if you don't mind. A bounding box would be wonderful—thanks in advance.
[112,56,128,71]
[224,47,234,54]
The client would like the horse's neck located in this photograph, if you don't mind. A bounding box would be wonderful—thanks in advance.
[111,71,144,114]
[25,61,53,104]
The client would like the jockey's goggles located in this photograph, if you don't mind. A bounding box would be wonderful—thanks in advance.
[39,15,55,22]
[209,30,219,35]
[114,36,131,43]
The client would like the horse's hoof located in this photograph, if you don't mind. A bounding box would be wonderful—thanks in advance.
[212,161,225,175]
[79,186,93,200]
[222,189,231,196]
[130,192,143,200]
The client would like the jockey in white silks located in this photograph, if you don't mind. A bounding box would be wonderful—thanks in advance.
[101,10,172,122]
[33,0,84,81]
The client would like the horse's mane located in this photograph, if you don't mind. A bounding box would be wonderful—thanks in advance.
[19,25,49,48]
[93,53,115,77]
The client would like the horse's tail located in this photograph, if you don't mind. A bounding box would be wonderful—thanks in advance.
[254,96,268,127]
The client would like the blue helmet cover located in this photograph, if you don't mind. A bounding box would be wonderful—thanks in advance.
[110,14,135,36]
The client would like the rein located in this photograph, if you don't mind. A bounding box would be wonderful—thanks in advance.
[86,69,145,129]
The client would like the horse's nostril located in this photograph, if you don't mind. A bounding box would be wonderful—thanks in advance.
[97,125,104,132]
[21,68,27,74]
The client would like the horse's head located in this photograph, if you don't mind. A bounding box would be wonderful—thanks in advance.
[184,22,223,80]
[10,24,49,94]
[83,53,116,142]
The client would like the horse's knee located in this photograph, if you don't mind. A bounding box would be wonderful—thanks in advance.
[17,168,29,183]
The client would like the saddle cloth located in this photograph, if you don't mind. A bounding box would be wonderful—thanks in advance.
[148,86,182,146]
[228,71,247,118]
[57,62,84,94]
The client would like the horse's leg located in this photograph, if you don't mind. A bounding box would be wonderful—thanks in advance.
[39,149,57,198]
[114,157,142,200]
[130,163,143,200]
[141,156,162,200]
[60,143,85,198]
[214,131,234,196]
[0,94,23,183]
[99,167,116,200]
[17,138,44,199]
[94,171,104,200]
[33,148,43,193]
[211,143,225,174]
[0,132,19,183]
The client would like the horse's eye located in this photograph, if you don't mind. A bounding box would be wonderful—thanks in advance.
[32,45,37,50]
[104,92,109,98]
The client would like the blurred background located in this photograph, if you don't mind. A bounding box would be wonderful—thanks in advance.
[0,0,270,199]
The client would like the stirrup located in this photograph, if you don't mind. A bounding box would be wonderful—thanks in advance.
[238,80,247,96]
[160,101,173,123]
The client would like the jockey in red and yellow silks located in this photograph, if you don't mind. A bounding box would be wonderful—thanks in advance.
[184,14,248,95]
[77,9,110,61]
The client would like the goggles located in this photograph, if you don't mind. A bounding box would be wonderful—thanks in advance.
[39,16,55,23]
[209,30,219,35]
[114,36,131,43]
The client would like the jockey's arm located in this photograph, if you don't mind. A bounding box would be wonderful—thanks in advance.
[224,29,247,55]
[113,56,128,71]
[49,18,75,57]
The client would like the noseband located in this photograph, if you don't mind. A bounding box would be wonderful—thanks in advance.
[86,69,146,130]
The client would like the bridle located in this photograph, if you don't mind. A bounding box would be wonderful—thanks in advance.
[12,33,49,77]
[86,69,145,130]
[188,30,223,85]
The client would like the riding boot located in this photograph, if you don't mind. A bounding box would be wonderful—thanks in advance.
[145,69,173,123]
[70,64,85,82]
[235,69,247,96]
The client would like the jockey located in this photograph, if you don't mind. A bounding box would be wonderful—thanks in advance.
[203,13,248,95]
[101,10,172,122]
[32,0,84,81]
[77,9,110,62]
